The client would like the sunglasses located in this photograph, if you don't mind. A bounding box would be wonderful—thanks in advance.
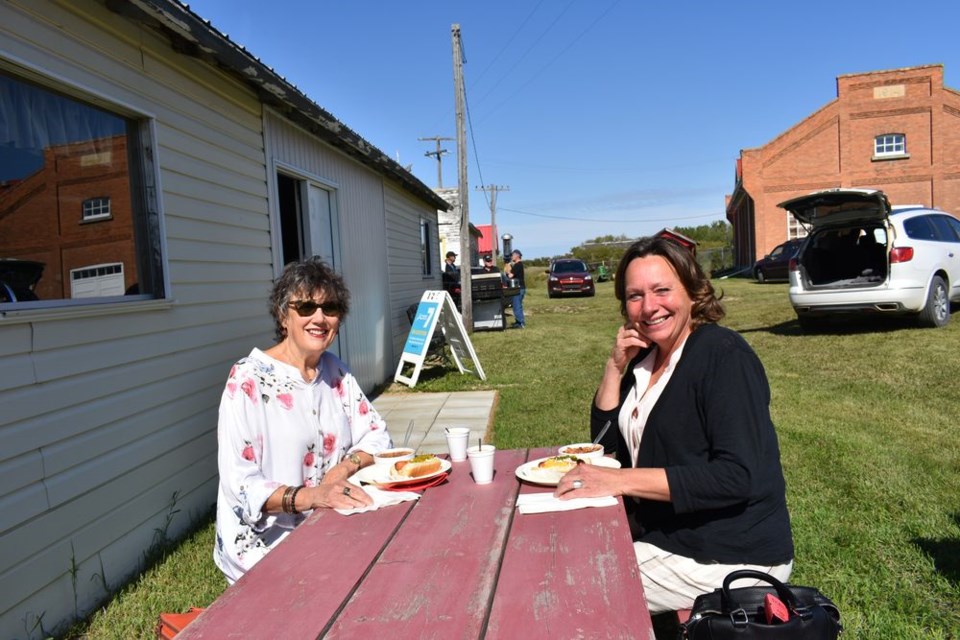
[287,299,343,318]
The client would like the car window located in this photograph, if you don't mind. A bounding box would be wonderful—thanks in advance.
[552,261,587,274]
[902,215,937,241]
[946,216,960,241]
[930,215,960,242]
[769,245,784,258]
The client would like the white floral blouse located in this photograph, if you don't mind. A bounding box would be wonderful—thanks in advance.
[213,348,393,583]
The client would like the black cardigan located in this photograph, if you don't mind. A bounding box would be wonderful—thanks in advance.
[591,323,794,565]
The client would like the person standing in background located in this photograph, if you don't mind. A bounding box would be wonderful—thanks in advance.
[505,249,526,328]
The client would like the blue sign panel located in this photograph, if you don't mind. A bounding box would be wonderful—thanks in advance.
[402,301,439,356]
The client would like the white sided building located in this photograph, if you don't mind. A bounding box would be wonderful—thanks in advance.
[0,1,449,636]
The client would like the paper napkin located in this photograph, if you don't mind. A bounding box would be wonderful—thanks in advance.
[516,492,618,515]
[335,485,420,515]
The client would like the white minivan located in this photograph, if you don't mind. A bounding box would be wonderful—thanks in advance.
[778,188,960,330]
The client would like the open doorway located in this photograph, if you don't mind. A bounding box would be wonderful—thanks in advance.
[275,171,343,357]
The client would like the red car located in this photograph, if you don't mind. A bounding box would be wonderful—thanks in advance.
[547,259,595,298]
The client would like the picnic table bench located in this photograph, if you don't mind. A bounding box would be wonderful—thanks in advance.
[178,447,654,639]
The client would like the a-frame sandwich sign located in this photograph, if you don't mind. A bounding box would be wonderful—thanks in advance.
[394,290,485,388]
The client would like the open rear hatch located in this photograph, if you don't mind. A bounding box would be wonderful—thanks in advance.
[778,189,891,289]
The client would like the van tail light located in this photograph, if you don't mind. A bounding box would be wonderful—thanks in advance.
[789,257,798,272]
[890,247,914,263]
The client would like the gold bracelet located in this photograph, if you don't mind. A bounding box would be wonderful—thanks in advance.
[289,485,303,515]
[281,485,295,514]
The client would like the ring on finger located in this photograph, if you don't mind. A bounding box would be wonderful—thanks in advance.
[343,486,352,497]
[572,479,583,490]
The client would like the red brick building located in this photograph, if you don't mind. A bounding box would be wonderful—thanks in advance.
[726,64,960,268]
[0,134,136,299]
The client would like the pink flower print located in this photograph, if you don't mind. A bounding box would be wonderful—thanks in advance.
[240,378,258,404]
[241,441,256,462]
[229,365,237,379]
[304,478,315,488]
[334,378,345,396]
[277,393,294,410]
[303,445,316,467]
[323,433,337,455]
[369,420,379,431]
[226,381,237,398]
[359,400,369,415]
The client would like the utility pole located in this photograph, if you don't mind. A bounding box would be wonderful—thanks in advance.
[418,136,453,188]
[476,185,509,260]
[452,23,471,332]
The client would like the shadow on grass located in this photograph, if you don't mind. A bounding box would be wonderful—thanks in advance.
[912,512,960,586]
[738,315,929,337]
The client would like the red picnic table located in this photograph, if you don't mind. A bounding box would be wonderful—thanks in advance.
[177,447,654,639]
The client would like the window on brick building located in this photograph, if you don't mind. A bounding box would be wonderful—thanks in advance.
[0,66,163,308]
[82,197,112,222]
[787,213,808,240]
[874,133,906,158]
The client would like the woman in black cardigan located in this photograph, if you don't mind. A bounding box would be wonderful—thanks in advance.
[556,236,793,613]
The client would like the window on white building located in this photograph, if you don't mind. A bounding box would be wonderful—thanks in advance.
[874,133,906,158]
[0,66,163,306]
[420,219,433,276]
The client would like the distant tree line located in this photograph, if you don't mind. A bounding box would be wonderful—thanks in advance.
[534,221,734,276]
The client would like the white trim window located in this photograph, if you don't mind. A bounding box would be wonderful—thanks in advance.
[874,133,906,158]
[787,213,808,240]
[420,218,433,276]
[82,197,112,221]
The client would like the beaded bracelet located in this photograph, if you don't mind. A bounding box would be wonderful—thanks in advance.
[289,485,303,515]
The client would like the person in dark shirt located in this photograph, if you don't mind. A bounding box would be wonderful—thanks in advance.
[480,254,498,274]
[441,250,460,308]
[505,249,525,328]
[555,236,793,614]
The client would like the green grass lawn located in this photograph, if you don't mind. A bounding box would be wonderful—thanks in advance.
[74,270,960,639]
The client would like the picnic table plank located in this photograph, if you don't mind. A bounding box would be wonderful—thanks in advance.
[485,447,653,639]
[323,448,528,639]
[178,495,416,639]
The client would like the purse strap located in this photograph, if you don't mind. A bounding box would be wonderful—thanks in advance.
[721,569,808,618]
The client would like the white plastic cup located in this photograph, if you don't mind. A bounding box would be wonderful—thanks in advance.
[445,427,471,462]
[466,444,496,484]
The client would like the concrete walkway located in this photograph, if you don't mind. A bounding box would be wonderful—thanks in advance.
[372,390,498,455]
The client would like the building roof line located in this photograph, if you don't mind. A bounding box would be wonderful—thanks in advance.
[109,0,450,211]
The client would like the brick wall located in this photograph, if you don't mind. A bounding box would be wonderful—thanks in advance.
[727,65,960,264]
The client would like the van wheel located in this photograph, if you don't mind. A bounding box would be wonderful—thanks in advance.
[918,275,949,328]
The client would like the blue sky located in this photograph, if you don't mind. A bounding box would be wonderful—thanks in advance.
[186,0,959,259]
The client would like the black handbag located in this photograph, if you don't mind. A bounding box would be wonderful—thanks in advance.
[681,569,842,639]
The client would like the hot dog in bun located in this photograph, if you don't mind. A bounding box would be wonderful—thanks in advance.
[391,454,442,479]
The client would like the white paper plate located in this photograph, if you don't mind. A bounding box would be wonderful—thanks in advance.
[515,455,621,486]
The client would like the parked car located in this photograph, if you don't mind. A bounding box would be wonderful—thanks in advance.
[0,258,44,303]
[547,259,595,297]
[753,239,803,283]
[779,188,960,330]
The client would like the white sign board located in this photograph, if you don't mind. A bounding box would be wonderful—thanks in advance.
[394,290,485,388]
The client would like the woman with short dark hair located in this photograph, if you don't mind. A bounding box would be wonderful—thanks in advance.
[214,257,392,583]
[557,236,794,613]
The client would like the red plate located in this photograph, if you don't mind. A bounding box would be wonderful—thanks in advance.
[380,472,449,492]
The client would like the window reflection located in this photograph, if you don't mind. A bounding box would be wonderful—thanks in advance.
[0,69,159,304]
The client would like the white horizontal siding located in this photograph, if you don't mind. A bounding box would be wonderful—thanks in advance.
[0,1,275,636]
[384,183,443,358]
